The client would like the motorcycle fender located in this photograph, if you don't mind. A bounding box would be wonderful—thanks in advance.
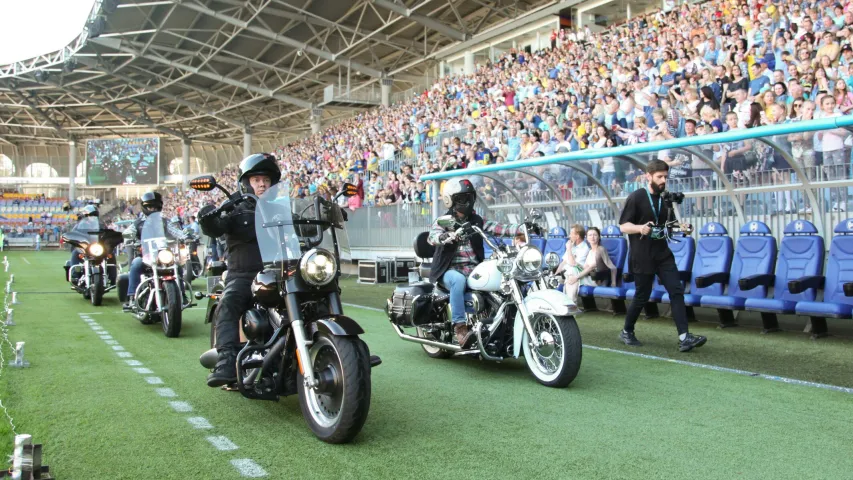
[512,290,577,359]
[204,298,219,325]
[308,315,365,337]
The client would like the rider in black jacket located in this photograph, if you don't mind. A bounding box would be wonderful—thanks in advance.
[197,153,280,387]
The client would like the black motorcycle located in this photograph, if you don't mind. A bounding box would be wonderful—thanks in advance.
[191,175,380,444]
[62,217,122,306]
[179,231,204,285]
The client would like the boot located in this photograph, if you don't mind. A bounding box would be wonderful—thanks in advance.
[207,349,238,387]
[454,323,474,349]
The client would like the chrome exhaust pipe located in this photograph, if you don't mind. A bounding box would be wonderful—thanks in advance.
[200,348,218,369]
[391,323,462,352]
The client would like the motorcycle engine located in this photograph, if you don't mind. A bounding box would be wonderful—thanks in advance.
[241,308,273,343]
[464,292,490,325]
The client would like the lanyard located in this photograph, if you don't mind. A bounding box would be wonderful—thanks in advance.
[645,188,661,224]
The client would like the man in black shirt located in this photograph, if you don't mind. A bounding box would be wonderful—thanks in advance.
[618,160,707,352]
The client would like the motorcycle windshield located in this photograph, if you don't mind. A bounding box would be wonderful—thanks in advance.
[255,182,351,264]
[140,212,174,265]
[66,217,101,244]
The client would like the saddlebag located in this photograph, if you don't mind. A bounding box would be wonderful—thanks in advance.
[388,282,434,327]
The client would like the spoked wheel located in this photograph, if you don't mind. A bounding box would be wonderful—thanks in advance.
[162,281,183,338]
[297,333,371,444]
[416,327,454,359]
[522,313,582,388]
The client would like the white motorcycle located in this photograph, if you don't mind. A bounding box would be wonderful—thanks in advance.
[387,213,583,387]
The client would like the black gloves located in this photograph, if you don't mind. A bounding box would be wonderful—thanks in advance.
[198,204,218,220]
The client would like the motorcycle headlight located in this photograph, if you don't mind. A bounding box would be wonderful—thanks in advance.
[179,246,189,257]
[516,246,542,275]
[546,252,560,269]
[88,243,104,257]
[497,257,514,275]
[157,249,175,265]
[299,248,337,286]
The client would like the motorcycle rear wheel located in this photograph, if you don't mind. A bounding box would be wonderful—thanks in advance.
[162,281,183,338]
[297,333,371,444]
[522,313,582,388]
[417,327,454,359]
[90,273,104,306]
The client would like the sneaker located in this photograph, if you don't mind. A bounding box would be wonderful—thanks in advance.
[207,350,238,387]
[678,333,707,352]
[619,330,642,346]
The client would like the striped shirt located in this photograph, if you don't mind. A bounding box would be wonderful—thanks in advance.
[428,218,523,276]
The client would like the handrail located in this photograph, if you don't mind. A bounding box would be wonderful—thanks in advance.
[421,116,853,181]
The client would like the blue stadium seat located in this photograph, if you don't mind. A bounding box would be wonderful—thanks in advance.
[528,236,546,253]
[743,220,824,333]
[699,221,777,327]
[661,222,733,318]
[578,225,626,311]
[793,219,853,338]
[544,237,567,260]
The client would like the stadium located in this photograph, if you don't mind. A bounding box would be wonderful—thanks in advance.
[0,0,852,477]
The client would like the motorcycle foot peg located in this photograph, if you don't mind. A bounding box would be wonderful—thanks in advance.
[369,355,382,368]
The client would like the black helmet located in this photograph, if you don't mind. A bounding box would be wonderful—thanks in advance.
[81,205,99,218]
[238,153,281,194]
[141,191,163,216]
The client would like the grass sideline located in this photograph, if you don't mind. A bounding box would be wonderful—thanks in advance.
[0,251,849,479]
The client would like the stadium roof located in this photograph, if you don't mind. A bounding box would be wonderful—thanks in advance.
[0,0,554,147]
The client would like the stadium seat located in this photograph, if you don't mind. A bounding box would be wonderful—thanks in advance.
[699,221,777,327]
[742,220,824,333]
[793,219,853,338]
[543,227,567,260]
[528,236,546,253]
[661,222,733,319]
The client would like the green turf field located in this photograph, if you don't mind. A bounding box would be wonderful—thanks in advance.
[0,250,851,479]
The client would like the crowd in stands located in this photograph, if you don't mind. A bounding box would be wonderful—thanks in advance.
[153,0,853,223]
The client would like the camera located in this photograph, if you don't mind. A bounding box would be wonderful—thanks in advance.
[661,190,684,205]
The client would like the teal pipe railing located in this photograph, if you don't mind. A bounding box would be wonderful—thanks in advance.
[421,116,853,181]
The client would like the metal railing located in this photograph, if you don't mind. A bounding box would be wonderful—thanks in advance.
[345,116,853,251]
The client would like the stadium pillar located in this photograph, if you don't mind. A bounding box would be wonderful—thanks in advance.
[310,108,322,135]
[181,140,191,191]
[464,51,474,75]
[381,78,392,107]
[439,61,446,78]
[243,130,252,159]
[68,140,77,201]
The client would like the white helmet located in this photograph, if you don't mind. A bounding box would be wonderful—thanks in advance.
[441,178,477,218]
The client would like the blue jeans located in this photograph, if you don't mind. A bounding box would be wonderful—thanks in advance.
[442,269,467,325]
[127,257,144,297]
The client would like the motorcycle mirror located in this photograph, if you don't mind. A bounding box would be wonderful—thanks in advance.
[341,182,359,197]
[193,291,205,300]
[189,175,217,191]
[436,215,458,229]
[529,209,542,220]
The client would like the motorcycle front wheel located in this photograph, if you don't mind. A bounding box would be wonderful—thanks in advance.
[162,281,183,338]
[297,333,371,444]
[522,313,582,388]
[90,273,104,306]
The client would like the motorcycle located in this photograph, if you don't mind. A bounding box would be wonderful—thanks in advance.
[191,175,381,444]
[62,217,123,306]
[194,260,228,348]
[179,231,204,284]
[118,212,193,337]
[387,213,583,388]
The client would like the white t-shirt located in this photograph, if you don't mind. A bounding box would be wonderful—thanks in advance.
[562,240,590,267]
